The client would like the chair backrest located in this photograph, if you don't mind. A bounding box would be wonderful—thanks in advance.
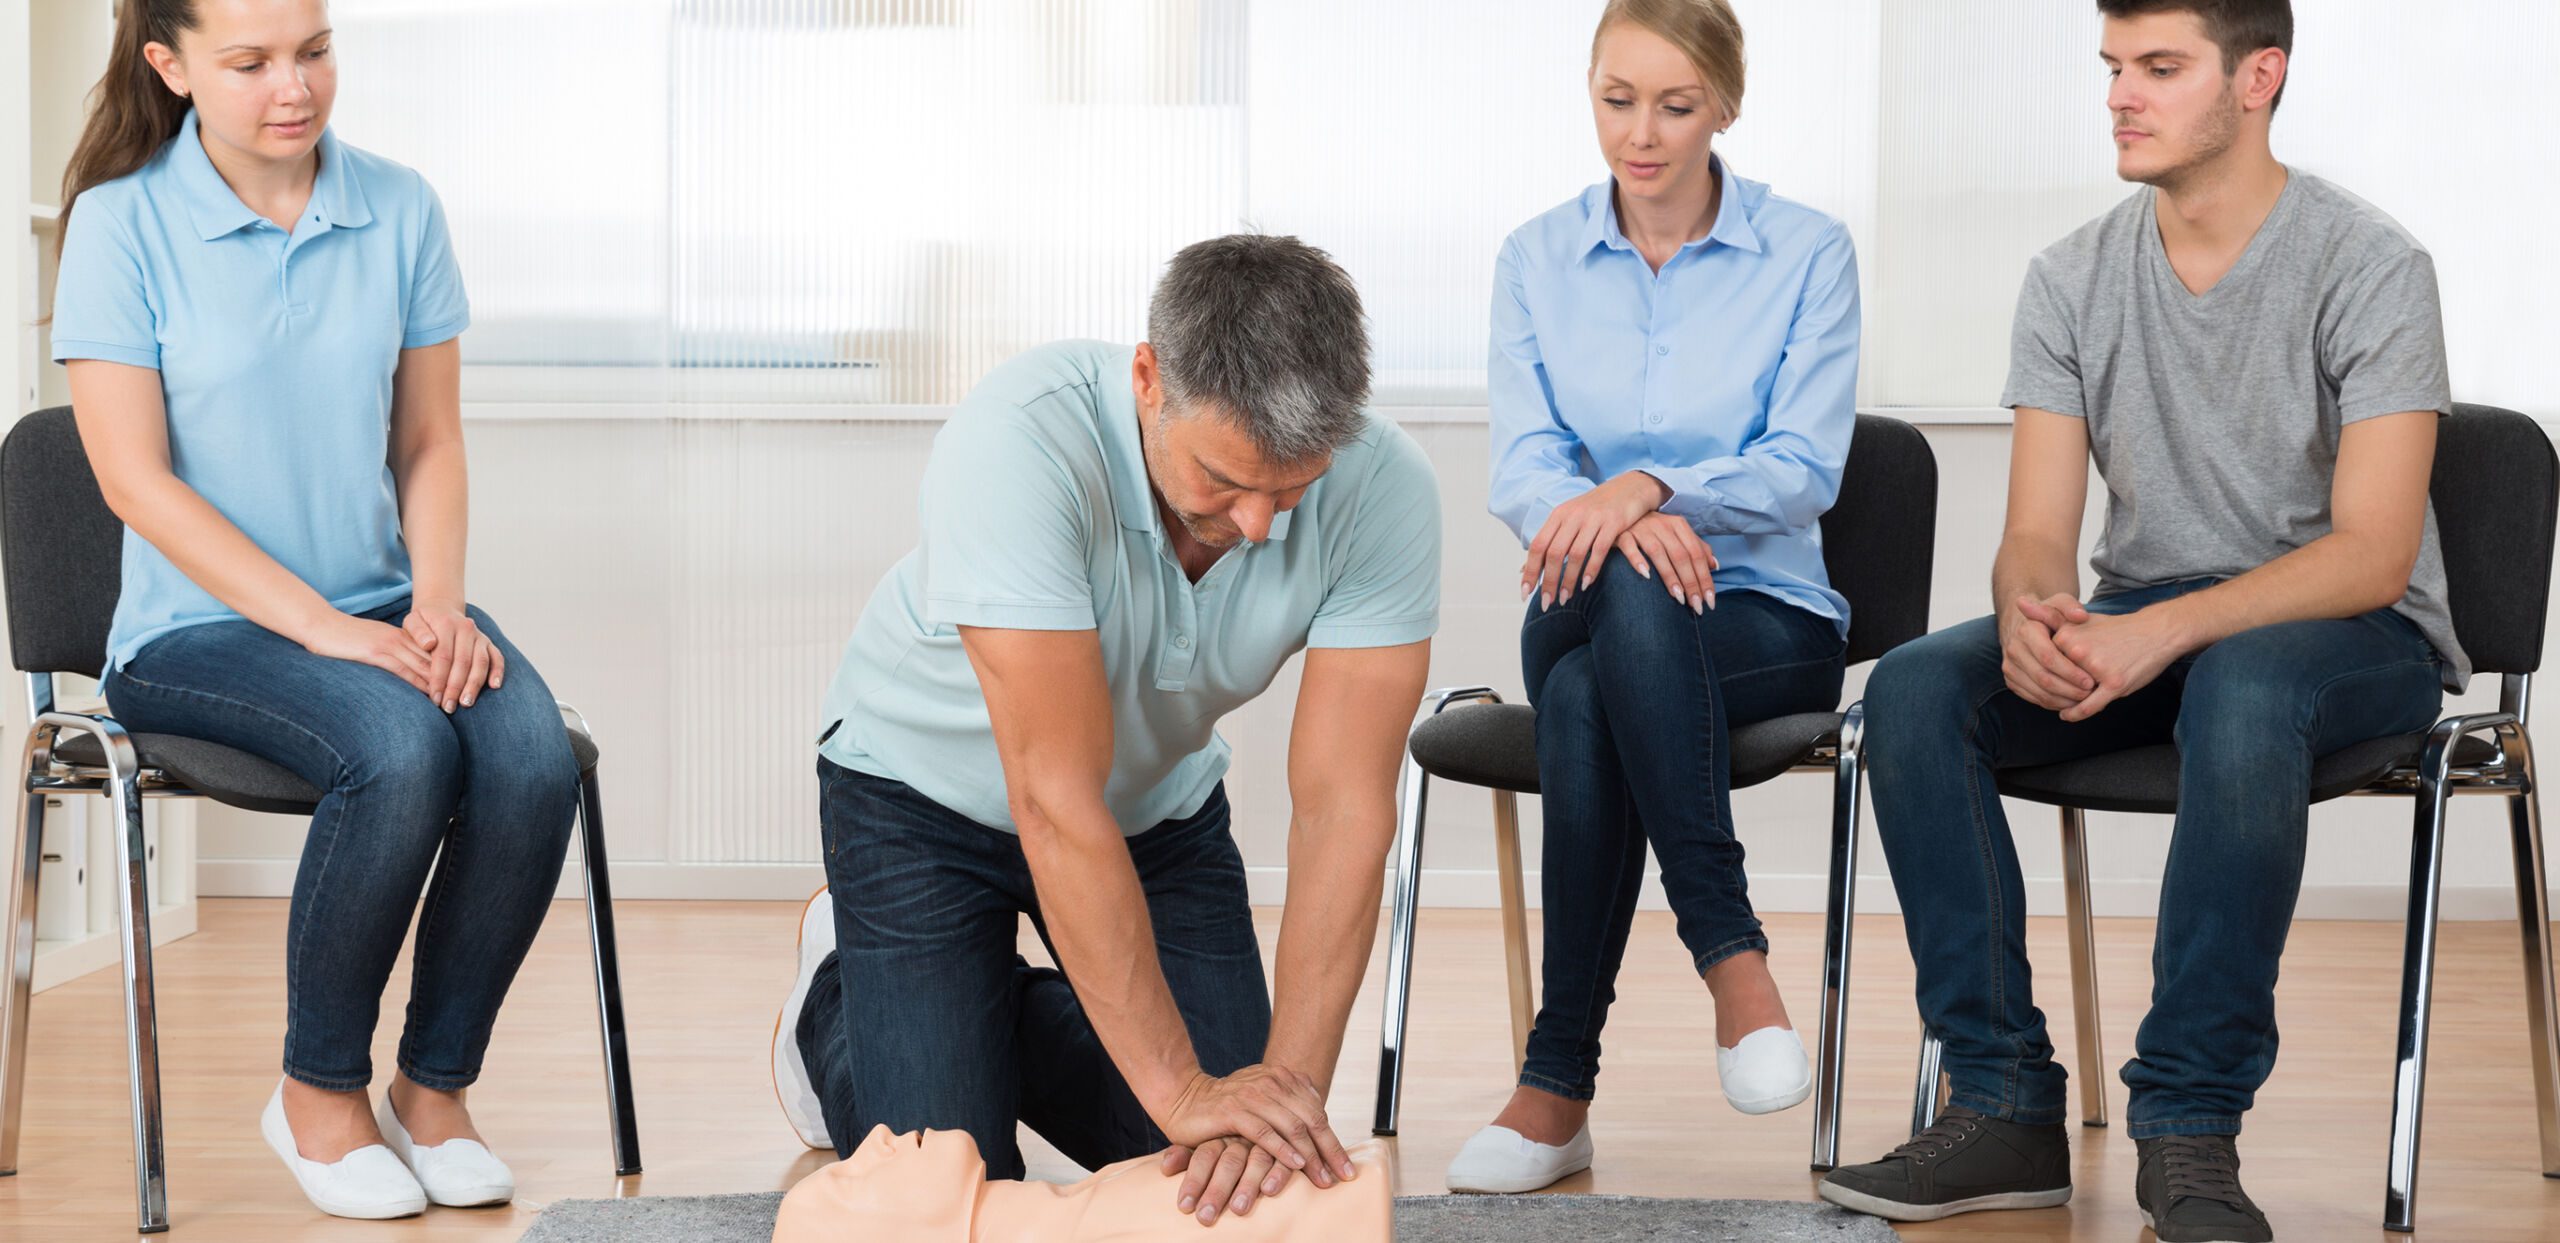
[1,407,124,676]
[1823,413,1939,666]
[2432,404,2559,676]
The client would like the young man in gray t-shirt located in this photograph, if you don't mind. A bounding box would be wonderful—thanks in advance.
[1823,5,2453,1240]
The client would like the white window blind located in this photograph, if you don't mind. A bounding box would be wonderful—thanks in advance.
[330,0,2554,416]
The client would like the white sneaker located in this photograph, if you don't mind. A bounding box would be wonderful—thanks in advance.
[772,887,836,1149]
[259,1081,427,1220]
[1444,1123,1593,1193]
[1717,1026,1813,1115]
[375,1092,515,1207]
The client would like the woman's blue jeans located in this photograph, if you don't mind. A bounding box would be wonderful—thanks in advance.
[102,598,579,1092]
[1517,560,1846,1101]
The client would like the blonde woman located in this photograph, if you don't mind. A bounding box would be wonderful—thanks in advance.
[1450,0,1861,1193]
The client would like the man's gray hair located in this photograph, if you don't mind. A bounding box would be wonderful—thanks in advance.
[1146,234,1372,463]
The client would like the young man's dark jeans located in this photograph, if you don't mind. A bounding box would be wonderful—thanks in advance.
[798,759,1270,1178]
[1867,578,2444,1138]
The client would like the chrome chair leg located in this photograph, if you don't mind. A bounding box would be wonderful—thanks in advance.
[1811,706,1866,1171]
[1912,1033,1945,1135]
[1372,748,1430,1136]
[2059,806,2108,1128]
[101,734,168,1234]
[2498,723,2560,1179]
[2384,718,2468,1234]
[0,739,46,1177]
[577,769,642,1177]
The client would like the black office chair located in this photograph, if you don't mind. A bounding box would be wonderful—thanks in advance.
[1899,403,2560,1233]
[1370,413,1939,1173]
[0,407,643,1233]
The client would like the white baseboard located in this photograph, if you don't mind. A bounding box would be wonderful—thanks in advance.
[198,859,2530,922]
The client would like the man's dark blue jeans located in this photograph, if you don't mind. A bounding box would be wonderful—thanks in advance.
[798,759,1271,1178]
[1517,559,1847,1101]
[1866,578,2445,1138]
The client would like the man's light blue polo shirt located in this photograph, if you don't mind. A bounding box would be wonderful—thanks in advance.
[819,340,1443,835]
[49,109,467,672]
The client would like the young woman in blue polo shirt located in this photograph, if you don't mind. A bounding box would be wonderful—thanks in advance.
[1445,0,1860,1193]
[49,0,572,1220]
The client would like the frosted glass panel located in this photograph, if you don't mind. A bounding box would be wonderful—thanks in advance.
[2281,0,2560,416]
[1875,0,2560,414]
[326,0,2554,416]
[1248,0,1880,404]
[330,0,672,382]
[1873,0,2121,409]
[666,0,1246,404]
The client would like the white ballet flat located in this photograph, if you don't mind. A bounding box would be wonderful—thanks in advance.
[376,1092,515,1207]
[1717,1026,1813,1115]
[259,1081,427,1220]
[1444,1122,1594,1194]
[772,887,837,1149]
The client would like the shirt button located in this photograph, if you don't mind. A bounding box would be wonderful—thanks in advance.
[1174,634,1192,649]
[1656,346,1669,355]
[1648,414,1664,425]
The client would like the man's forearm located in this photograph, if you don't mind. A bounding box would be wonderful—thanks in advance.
[1016,796,1204,1120]
[1262,808,1394,1093]
[2147,531,2414,655]
[1992,535,2083,619]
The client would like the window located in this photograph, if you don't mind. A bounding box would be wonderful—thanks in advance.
[332,0,2556,416]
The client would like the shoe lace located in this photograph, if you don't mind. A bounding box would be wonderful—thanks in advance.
[1884,1112,1984,1165]
[2154,1136,2249,1209]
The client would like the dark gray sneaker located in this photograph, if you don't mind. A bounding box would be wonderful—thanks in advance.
[2135,1135,2272,1243]
[1816,1105,2072,1221]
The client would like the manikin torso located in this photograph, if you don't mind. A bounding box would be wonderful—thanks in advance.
[774,1125,1397,1242]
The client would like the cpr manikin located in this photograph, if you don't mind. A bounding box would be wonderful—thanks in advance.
[774,1125,1396,1241]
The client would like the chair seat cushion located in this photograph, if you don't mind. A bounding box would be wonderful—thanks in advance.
[1405,703,1843,795]
[1996,731,2501,815]
[54,721,600,816]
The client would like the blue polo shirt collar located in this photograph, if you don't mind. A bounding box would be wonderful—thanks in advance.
[171,109,373,241]
[1578,153,1764,262]
[1097,352,1293,542]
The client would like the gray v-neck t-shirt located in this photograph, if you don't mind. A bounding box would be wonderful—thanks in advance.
[2002,170,2466,688]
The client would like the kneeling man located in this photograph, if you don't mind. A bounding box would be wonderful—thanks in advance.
[775,235,1440,1229]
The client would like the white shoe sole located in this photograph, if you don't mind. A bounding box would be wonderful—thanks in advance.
[375,1095,514,1207]
[1724,1073,1813,1115]
[1817,1179,2070,1222]
[1444,1125,1595,1195]
[772,887,836,1149]
[1445,1149,1592,1195]
[260,1087,427,1220]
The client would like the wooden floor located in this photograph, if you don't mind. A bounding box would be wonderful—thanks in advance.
[3,898,2557,1240]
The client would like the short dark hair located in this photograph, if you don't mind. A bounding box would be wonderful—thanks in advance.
[1147,235,1372,464]
[2097,0,2293,112]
